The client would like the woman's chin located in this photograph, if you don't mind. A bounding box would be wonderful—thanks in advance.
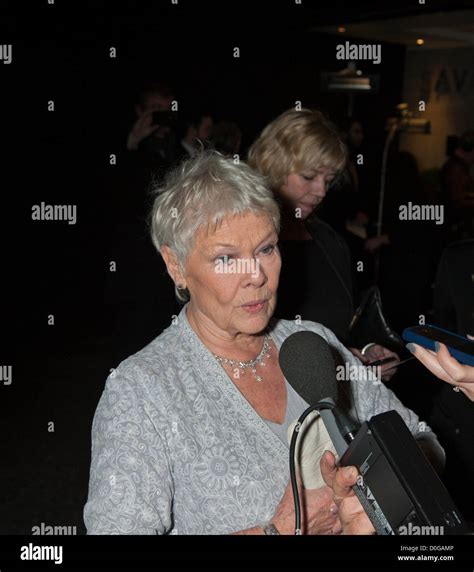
[237,302,273,332]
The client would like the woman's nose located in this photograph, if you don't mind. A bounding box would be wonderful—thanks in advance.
[312,177,327,197]
[246,259,267,286]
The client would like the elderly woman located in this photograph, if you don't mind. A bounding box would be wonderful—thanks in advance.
[84,152,443,535]
[248,108,400,380]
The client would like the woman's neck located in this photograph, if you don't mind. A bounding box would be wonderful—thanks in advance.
[185,303,266,360]
[280,211,313,241]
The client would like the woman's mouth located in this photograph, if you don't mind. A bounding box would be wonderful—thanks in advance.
[300,200,320,211]
[241,299,268,313]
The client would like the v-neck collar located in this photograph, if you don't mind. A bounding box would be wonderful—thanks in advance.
[177,303,290,460]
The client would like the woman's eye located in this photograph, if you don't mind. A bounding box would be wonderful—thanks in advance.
[216,255,231,263]
[301,175,314,181]
[260,245,275,255]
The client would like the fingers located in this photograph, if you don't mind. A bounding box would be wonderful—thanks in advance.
[332,466,358,505]
[407,343,453,382]
[435,343,474,384]
[134,112,151,129]
[385,350,400,363]
[143,125,161,137]
[320,450,337,488]
[320,454,376,535]
[332,519,343,535]
[349,348,369,364]
[135,111,157,131]
[320,451,358,504]
[368,344,399,362]
[408,342,474,385]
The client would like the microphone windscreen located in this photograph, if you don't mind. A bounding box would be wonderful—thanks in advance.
[287,411,338,489]
[279,330,338,405]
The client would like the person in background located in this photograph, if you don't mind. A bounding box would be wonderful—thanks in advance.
[176,111,214,160]
[248,108,400,381]
[104,80,180,360]
[318,117,373,293]
[210,120,242,157]
[125,81,179,180]
[318,117,368,238]
[126,81,175,148]
[441,130,474,242]
[376,151,443,334]
[408,238,474,522]
[120,81,180,219]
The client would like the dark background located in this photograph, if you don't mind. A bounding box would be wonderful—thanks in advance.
[0,0,472,535]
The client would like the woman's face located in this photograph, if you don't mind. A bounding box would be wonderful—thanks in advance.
[183,211,281,336]
[279,167,337,219]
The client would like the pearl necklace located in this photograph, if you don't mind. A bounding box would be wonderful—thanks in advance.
[213,334,272,382]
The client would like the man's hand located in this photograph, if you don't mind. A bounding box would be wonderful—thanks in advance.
[350,344,400,382]
[126,111,161,150]
[320,450,375,535]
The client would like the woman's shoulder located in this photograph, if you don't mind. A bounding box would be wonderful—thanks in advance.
[105,316,190,400]
[125,318,183,364]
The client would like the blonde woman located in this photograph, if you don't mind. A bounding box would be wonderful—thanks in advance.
[248,108,400,381]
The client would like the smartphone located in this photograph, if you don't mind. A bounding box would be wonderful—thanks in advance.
[402,325,474,366]
[367,356,414,369]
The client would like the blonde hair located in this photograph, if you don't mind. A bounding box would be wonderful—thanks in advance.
[149,151,280,303]
[248,108,347,189]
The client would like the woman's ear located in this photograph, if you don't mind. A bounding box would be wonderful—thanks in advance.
[160,246,186,289]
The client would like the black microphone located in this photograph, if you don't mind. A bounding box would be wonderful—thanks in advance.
[279,331,358,449]
[279,331,469,535]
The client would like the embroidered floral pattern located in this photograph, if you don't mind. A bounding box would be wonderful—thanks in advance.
[84,304,438,534]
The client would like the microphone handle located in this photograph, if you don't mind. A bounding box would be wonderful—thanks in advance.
[318,407,349,457]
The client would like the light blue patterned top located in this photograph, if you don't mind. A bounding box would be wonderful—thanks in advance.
[84,303,441,535]
[263,380,310,445]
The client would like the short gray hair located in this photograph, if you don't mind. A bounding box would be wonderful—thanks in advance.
[149,151,281,302]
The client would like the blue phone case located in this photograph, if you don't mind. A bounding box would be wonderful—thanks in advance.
[402,325,474,366]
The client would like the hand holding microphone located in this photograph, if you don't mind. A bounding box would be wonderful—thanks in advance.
[271,479,342,535]
[279,330,468,535]
[320,450,375,535]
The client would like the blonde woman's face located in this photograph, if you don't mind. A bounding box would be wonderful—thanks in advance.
[280,167,337,219]
[183,211,281,336]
